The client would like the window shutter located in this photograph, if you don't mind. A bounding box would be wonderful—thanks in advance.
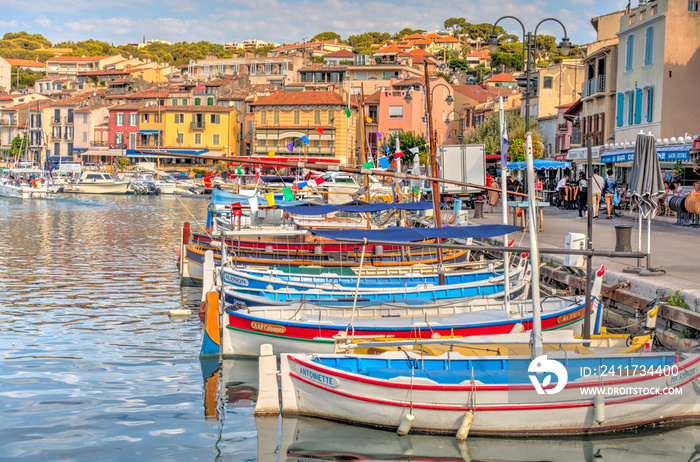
[628,91,634,125]
[644,27,654,66]
[647,86,653,122]
[634,88,642,124]
[616,93,624,127]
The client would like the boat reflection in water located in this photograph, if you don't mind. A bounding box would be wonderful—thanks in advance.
[201,359,700,462]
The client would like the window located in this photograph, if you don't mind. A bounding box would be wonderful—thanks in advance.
[644,27,654,66]
[293,109,300,124]
[389,106,403,118]
[328,109,335,123]
[129,113,138,126]
[82,113,87,124]
[625,35,634,71]
[689,1,700,11]
[629,14,636,25]
[273,109,280,125]
[154,114,161,123]
[181,98,187,105]
[210,114,220,124]
[207,97,214,106]
[634,88,642,124]
[172,98,178,106]
[177,132,184,145]
[142,113,150,123]
[194,97,201,105]
[640,10,646,20]
[54,143,60,157]
[116,113,125,126]
[212,133,221,146]
[82,132,87,143]
[651,5,657,15]
[354,71,368,80]
[67,109,73,123]
[314,110,321,125]
[313,140,320,147]
[543,76,553,89]
[260,109,267,124]
[194,133,202,145]
[627,90,634,125]
[115,132,124,146]
[174,113,185,124]
[642,85,653,123]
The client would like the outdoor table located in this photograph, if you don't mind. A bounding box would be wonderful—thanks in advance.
[542,190,557,204]
[507,201,550,232]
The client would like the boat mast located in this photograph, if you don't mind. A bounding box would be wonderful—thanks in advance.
[524,132,542,357]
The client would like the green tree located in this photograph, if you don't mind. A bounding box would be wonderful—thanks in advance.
[309,56,326,64]
[466,112,542,158]
[347,32,391,53]
[467,24,505,41]
[10,66,44,89]
[386,131,427,165]
[311,31,342,43]
[444,17,469,32]
[448,58,470,72]
[393,28,426,40]
[9,133,28,158]
[435,71,453,84]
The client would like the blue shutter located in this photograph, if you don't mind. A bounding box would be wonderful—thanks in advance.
[647,86,653,122]
[628,91,634,125]
[617,93,624,127]
[626,35,634,71]
[644,27,654,66]
[634,88,642,124]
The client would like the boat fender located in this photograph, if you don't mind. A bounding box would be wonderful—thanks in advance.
[431,333,441,339]
[398,434,414,455]
[594,394,605,424]
[314,246,323,255]
[510,323,525,334]
[266,284,274,291]
[456,410,474,441]
[265,245,273,253]
[457,439,472,462]
[397,413,414,435]
[375,245,383,256]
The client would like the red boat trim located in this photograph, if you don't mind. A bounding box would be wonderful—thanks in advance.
[226,325,335,343]
[289,371,696,412]
[287,355,700,392]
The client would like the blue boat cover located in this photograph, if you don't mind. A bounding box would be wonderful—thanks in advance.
[210,188,307,206]
[278,201,444,215]
[507,160,571,170]
[303,224,521,242]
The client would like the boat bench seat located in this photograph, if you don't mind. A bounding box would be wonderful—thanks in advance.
[364,367,514,384]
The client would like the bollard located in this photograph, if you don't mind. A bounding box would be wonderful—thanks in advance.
[614,225,632,252]
[473,201,485,219]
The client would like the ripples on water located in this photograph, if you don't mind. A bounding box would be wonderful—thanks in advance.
[1,195,698,461]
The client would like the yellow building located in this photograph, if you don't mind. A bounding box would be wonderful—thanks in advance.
[249,91,358,165]
[137,105,241,158]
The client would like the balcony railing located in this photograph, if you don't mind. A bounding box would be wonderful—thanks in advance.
[50,116,74,125]
[51,133,62,140]
[90,141,109,148]
[581,75,606,98]
[0,119,16,126]
[190,121,206,130]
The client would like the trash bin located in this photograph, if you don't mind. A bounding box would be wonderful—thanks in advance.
[473,201,485,219]
[614,224,632,252]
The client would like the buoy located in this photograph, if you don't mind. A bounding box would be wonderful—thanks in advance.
[169,309,191,317]
[456,410,474,441]
[594,394,605,423]
[509,323,524,334]
[396,413,414,435]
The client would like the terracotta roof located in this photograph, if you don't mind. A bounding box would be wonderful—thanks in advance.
[0,93,13,100]
[363,90,381,104]
[218,84,278,101]
[250,90,355,107]
[487,72,516,82]
[435,36,460,43]
[73,104,113,112]
[205,76,238,87]
[124,88,170,99]
[412,39,432,45]
[299,64,348,72]
[50,94,93,106]
[5,58,46,68]
[403,33,425,40]
[78,69,131,76]
[424,33,443,40]
[465,51,491,58]
[453,84,494,103]
[47,55,117,62]
[374,45,402,54]
[140,104,237,113]
[4,99,55,111]
[108,78,131,84]
[272,40,352,51]
[323,49,355,58]
[108,102,148,111]
[406,48,432,56]
[393,77,424,87]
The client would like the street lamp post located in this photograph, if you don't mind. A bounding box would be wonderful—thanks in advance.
[445,109,462,142]
[486,17,571,130]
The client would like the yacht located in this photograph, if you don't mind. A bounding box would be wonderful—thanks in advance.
[63,171,130,194]
[0,168,52,199]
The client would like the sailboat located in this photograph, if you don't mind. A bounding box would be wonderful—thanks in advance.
[274,134,700,436]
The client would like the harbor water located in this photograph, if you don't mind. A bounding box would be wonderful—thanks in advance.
[1,194,698,461]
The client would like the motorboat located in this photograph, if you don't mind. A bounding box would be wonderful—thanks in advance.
[62,171,130,194]
[0,168,52,198]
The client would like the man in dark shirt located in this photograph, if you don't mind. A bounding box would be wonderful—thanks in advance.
[603,169,618,219]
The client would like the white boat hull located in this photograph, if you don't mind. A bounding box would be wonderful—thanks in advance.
[0,183,52,198]
[64,181,130,194]
[280,352,700,436]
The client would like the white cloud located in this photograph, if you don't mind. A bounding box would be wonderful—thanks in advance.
[34,15,53,29]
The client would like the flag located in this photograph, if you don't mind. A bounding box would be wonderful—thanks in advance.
[314,177,325,185]
[297,181,308,188]
[394,151,404,158]
[384,145,390,154]
[376,133,382,139]
[344,108,351,118]
[268,151,275,158]
[413,187,419,195]
[286,142,294,153]
[236,165,242,175]
[365,117,372,123]
[362,161,373,169]
[315,127,324,135]
[231,202,242,217]
[249,197,259,213]
[264,192,275,206]
[301,135,310,144]
[498,96,510,168]
[409,146,420,154]
[378,157,390,169]
[282,187,294,201]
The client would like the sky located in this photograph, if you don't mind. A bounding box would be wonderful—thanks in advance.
[0,0,631,47]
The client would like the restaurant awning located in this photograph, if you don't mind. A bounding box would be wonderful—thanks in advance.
[600,144,692,163]
[136,130,162,135]
[567,146,604,160]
